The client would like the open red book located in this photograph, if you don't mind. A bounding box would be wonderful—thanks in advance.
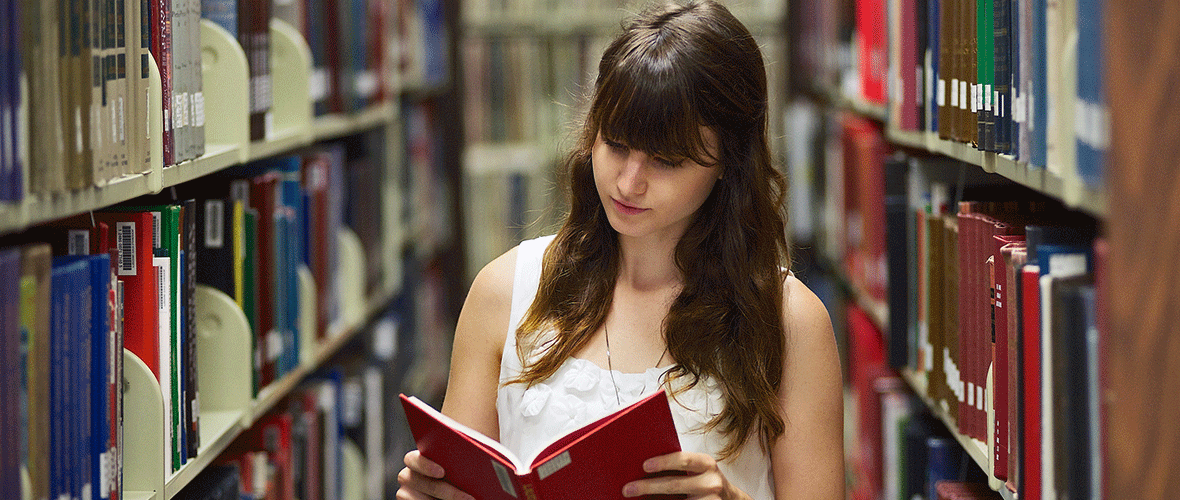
[400,390,682,500]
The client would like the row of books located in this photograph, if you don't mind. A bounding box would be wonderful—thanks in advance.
[0,133,392,497]
[0,246,123,500]
[835,113,1106,499]
[461,34,607,146]
[1,0,435,203]
[847,304,996,499]
[463,0,787,18]
[792,0,1108,187]
[12,0,197,197]
[173,299,429,500]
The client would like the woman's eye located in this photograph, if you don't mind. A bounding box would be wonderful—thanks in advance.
[654,157,679,168]
[605,139,629,153]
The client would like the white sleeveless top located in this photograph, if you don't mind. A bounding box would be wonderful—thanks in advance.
[495,235,775,499]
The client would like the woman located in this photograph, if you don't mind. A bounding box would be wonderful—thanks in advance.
[398,1,844,498]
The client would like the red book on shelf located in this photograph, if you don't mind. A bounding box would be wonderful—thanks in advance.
[1021,262,1042,500]
[991,235,1025,482]
[150,0,175,166]
[847,304,891,500]
[96,211,161,379]
[855,0,888,103]
[400,390,682,500]
[841,116,888,303]
[250,171,281,387]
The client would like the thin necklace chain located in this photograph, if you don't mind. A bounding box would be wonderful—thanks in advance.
[604,326,668,406]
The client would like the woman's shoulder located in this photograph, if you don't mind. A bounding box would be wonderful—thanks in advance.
[780,273,836,344]
[466,234,555,319]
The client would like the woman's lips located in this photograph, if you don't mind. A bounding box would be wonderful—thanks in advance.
[613,198,648,216]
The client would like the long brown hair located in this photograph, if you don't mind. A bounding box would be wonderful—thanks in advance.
[510,0,789,460]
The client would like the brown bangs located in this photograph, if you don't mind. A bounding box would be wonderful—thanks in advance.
[590,32,719,168]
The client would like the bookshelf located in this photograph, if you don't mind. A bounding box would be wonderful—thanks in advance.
[2,1,461,499]
[785,0,1128,498]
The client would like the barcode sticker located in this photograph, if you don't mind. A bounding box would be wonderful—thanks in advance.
[492,461,518,498]
[151,212,161,249]
[116,222,137,276]
[204,200,225,249]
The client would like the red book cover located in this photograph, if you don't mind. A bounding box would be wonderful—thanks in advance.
[855,0,888,103]
[96,212,161,379]
[847,304,890,500]
[401,390,682,500]
[302,151,331,340]
[1021,263,1042,500]
[842,117,887,303]
[150,0,175,166]
[976,212,1020,442]
[955,204,977,440]
[250,172,281,387]
[899,0,919,129]
[990,234,1024,481]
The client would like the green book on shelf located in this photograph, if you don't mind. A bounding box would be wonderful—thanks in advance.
[977,0,995,151]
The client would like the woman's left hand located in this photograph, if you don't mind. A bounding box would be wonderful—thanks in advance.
[622,451,751,500]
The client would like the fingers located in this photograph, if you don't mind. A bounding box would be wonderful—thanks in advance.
[404,450,445,478]
[624,452,728,499]
[397,451,476,500]
[643,451,718,475]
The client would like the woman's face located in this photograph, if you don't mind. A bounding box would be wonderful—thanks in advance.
[592,127,722,242]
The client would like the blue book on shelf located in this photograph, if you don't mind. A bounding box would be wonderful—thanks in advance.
[202,0,238,38]
[50,257,90,500]
[2,0,21,203]
[56,254,112,500]
[1029,0,1048,169]
[927,0,939,133]
[423,0,450,86]
[0,248,20,495]
[1075,0,1106,188]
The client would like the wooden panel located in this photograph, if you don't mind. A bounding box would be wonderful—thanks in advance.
[1104,0,1180,498]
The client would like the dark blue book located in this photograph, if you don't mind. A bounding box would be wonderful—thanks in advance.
[884,155,911,370]
[422,0,449,86]
[993,0,1013,154]
[0,248,20,498]
[1028,0,1048,168]
[926,435,987,500]
[56,254,112,500]
[50,257,89,500]
[1050,276,1096,500]
[1075,0,1106,187]
[1,0,21,203]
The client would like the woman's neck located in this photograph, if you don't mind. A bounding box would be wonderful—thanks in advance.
[616,233,682,292]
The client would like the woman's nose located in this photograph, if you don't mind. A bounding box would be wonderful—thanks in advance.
[617,152,648,195]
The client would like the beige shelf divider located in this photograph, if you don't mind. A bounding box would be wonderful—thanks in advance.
[249,19,314,161]
[198,19,251,165]
[122,349,166,500]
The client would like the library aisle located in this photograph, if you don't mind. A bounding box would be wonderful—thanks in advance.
[2,0,1176,499]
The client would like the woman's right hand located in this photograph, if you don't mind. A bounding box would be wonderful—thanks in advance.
[396,450,475,500]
